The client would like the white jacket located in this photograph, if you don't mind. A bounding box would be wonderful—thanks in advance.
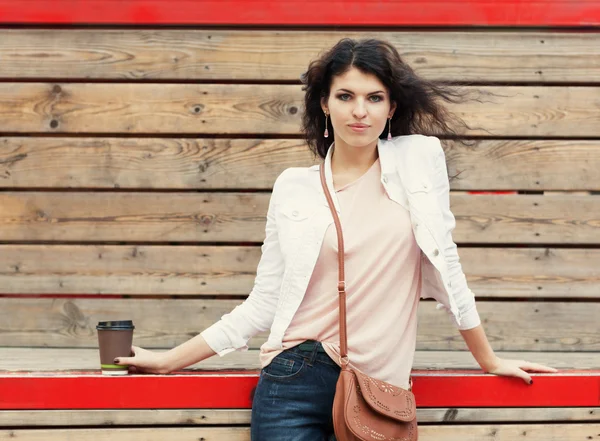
[202,134,481,356]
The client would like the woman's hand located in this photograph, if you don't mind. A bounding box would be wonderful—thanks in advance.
[483,356,559,384]
[113,345,171,374]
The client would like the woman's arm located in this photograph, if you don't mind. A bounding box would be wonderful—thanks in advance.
[199,170,288,356]
[458,325,499,372]
[115,335,216,374]
[428,136,481,331]
[428,137,558,383]
[115,170,289,373]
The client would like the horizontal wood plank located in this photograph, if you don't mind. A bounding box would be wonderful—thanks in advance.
[0,138,315,190]
[1,138,599,191]
[0,246,598,298]
[3,425,600,441]
[1,407,599,427]
[1,30,600,83]
[0,193,598,244]
[0,192,269,242]
[444,139,600,191]
[2,348,598,372]
[4,425,600,441]
[0,84,599,137]
[0,298,598,351]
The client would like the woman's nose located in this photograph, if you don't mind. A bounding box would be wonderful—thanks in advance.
[352,102,367,118]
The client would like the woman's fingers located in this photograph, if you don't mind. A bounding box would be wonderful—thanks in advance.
[515,369,532,385]
[114,346,145,366]
[520,362,559,373]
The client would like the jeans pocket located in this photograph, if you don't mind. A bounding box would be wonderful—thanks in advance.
[262,352,306,381]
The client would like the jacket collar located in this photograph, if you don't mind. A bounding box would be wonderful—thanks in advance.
[308,138,397,213]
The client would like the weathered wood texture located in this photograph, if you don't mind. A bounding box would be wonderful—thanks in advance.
[0,246,597,297]
[2,407,599,427]
[2,425,600,441]
[0,28,598,433]
[0,84,599,137]
[1,298,598,351]
[2,138,598,191]
[0,193,598,243]
[0,30,599,83]
[2,348,599,372]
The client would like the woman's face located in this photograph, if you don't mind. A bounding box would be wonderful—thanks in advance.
[321,67,396,148]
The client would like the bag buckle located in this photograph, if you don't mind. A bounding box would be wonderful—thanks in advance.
[339,354,350,367]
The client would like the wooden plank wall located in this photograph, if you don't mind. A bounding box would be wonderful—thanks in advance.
[0,28,599,369]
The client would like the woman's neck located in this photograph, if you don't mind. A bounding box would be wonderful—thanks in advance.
[330,138,379,176]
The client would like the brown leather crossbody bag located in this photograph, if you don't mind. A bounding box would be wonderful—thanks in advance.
[319,162,419,441]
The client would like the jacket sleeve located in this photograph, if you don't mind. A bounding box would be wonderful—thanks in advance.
[200,170,287,356]
[429,137,481,331]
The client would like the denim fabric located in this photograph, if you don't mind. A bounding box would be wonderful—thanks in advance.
[251,340,341,441]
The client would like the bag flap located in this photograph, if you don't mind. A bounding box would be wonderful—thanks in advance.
[353,369,416,422]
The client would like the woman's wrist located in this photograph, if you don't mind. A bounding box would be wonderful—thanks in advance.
[156,352,174,374]
[479,354,501,373]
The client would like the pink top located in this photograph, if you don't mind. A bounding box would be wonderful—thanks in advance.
[259,157,421,389]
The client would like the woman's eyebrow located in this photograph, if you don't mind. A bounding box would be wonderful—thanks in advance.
[336,88,385,95]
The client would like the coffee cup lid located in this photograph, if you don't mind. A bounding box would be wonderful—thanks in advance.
[96,320,135,330]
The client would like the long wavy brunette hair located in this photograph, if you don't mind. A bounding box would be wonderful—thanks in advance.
[300,38,480,178]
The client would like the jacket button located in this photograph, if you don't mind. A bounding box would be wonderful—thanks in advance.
[433,249,439,256]
[292,210,299,217]
[423,182,429,190]
[382,176,388,183]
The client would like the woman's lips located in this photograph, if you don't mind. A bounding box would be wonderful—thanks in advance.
[349,125,369,133]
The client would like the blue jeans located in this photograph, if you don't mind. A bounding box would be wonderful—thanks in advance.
[251,340,341,441]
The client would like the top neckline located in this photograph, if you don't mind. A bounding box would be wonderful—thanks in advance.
[334,157,380,193]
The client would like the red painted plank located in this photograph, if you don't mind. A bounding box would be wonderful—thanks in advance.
[0,1,600,26]
[1,369,599,409]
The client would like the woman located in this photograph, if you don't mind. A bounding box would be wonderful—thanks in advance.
[115,38,558,440]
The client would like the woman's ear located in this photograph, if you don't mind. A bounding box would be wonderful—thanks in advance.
[320,96,328,114]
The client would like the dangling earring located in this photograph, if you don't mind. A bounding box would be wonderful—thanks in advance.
[387,116,392,140]
[324,112,329,138]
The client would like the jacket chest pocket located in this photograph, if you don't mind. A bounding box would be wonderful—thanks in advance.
[405,175,439,216]
[275,201,317,254]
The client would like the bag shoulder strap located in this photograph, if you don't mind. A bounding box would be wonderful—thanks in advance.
[319,162,349,366]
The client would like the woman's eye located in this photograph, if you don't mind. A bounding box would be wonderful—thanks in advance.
[337,94,383,102]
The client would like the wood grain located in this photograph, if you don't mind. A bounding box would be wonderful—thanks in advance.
[0,298,598,351]
[1,407,598,426]
[2,424,600,440]
[2,348,598,372]
[0,246,597,297]
[0,192,598,243]
[1,30,599,83]
[1,84,599,137]
[1,138,599,191]
[0,192,270,242]
[0,138,315,190]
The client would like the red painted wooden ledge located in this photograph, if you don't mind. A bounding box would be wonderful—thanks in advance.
[0,0,600,26]
[2,369,599,410]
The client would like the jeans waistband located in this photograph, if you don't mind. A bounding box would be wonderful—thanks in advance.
[294,340,327,353]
